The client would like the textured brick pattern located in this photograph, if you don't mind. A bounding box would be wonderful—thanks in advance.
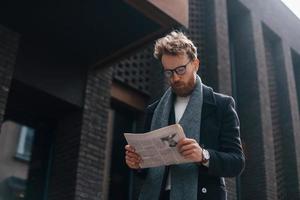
[112,47,153,95]
[48,111,82,200]
[264,34,287,200]
[0,25,19,127]
[204,0,232,94]
[75,66,113,200]
[292,51,300,115]
[204,0,237,198]
[228,10,267,200]
[250,16,279,200]
[188,0,207,81]
[264,26,300,200]
[282,44,300,200]
[227,0,300,199]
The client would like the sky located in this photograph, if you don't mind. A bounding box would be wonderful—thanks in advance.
[281,0,300,19]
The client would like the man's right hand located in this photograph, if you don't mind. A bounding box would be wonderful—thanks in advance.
[125,145,142,169]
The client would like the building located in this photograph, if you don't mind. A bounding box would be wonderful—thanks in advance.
[0,0,300,200]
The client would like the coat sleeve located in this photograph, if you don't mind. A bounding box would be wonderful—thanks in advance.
[205,97,245,177]
[132,102,158,177]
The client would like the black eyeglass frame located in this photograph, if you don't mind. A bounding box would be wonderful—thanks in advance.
[163,60,192,78]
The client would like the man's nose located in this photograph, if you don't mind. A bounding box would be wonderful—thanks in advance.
[172,73,180,82]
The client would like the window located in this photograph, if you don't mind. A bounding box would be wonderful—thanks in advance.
[15,126,35,161]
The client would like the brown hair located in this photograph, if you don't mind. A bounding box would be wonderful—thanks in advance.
[153,31,197,60]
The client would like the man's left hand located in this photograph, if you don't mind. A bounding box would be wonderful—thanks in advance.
[177,138,203,162]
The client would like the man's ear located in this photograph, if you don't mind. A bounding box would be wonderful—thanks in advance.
[193,58,200,72]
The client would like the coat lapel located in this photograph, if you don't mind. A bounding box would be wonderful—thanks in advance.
[201,84,217,121]
[199,85,217,147]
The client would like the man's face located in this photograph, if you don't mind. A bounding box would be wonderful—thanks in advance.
[161,53,200,97]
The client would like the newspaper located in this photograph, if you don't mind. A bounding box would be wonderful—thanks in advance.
[124,124,191,168]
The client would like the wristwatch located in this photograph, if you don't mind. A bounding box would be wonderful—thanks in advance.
[202,149,210,163]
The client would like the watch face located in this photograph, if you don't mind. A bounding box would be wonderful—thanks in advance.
[203,149,210,160]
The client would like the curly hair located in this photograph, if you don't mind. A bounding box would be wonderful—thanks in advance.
[153,31,197,60]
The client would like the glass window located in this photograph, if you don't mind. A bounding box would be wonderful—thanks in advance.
[15,126,35,161]
[0,121,34,200]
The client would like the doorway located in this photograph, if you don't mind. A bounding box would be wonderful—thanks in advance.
[108,102,139,200]
[1,79,78,200]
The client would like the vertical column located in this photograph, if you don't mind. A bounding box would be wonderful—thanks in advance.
[227,0,277,198]
[290,50,300,197]
[281,42,300,199]
[0,25,19,127]
[247,15,278,200]
[205,0,236,199]
[292,50,300,116]
[75,66,113,200]
[261,24,300,200]
[205,0,232,95]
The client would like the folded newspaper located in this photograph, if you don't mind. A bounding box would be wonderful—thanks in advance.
[124,124,191,168]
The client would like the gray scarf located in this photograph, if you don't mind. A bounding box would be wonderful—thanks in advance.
[139,75,204,200]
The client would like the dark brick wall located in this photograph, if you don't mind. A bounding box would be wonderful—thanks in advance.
[292,50,300,109]
[75,66,113,200]
[188,0,208,83]
[0,25,19,128]
[263,24,300,200]
[248,14,280,200]
[263,28,288,200]
[227,4,269,199]
[112,46,154,96]
[238,0,300,51]
[205,0,232,95]
[226,0,300,200]
[204,0,237,199]
[48,110,82,200]
[281,42,300,200]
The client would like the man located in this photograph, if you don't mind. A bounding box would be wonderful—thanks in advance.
[125,31,245,200]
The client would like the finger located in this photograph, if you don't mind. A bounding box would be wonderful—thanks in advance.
[180,148,199,156]
[126,152,143,164]
[183,154,198,161]
[126,153,141,161]
[126,151,141,160]
[126,160,139,169]
[177,138,196,148]
[126,155,140,163]
[126,159,141,169]
[177,138,185,146]
[125,145,135,152]
[178,143,199,153]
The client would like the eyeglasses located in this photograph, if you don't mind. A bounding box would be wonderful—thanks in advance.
[163,60,191,78]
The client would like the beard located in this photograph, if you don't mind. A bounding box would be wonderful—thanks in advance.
[171,75,196,97]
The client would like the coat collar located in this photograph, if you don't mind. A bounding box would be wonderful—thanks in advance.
[202,84,217,120]
[202,84,216,106]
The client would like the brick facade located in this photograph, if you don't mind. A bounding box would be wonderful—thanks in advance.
[0,25,19,128]
[226,0,300,199]
[48,110,82,200]
[205,0,232,95]
[75,66,113,200]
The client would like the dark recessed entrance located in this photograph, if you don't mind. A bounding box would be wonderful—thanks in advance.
[108,102,139,200]
[1,79,80,200]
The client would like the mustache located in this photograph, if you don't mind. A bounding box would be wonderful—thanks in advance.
[172,80,182,85]
[172,82,183,87]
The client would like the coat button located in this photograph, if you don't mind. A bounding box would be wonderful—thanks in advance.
[201,187,207,193]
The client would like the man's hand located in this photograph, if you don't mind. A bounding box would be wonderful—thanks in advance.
[125,145,142,169]
[177,138,203,162]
